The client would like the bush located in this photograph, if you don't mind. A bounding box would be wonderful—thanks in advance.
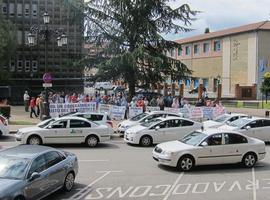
[0,106,11,119]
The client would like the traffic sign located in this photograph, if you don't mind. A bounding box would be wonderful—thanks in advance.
[43,73,52,83]
[43,83,52,88]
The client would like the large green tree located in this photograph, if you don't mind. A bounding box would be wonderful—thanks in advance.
[0,12,16,84]
[261,72,270,103]
[84,0,197,97]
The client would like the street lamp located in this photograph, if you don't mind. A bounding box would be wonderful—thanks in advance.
[27,11,67,119]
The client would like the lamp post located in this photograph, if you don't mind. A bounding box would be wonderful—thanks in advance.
[27,12,67,119]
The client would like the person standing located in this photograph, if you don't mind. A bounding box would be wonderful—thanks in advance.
[36,95,41,116]
[30,97,38,118]
[23,91,30,112]
[39,96,45,120]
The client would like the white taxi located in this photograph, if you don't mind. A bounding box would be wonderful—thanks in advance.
[117,111,183,135]
[203,113,248,128]
[15,116,113,147]
[219,116,270,142]
[124,116,202,146]
[153,129,265,171]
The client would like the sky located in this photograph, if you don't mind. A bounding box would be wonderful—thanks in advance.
[166,0,270,40]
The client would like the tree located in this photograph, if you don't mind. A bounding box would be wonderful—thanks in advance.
[0,12,17,84]
[83,0,198,97]
[261,72,270,103]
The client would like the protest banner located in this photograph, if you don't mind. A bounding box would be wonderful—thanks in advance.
[146,106,160,112]
[164,107,181,114]
[49,102,97,117]
[110,106,126,120]
[190,107,203,119]
[99,104,112,114]
[202,107,214,119]
[179,107,191,118]
[213,106,226,118]
[129,107,143,118]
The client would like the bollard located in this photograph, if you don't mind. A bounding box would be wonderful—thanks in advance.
[265,111,269,117]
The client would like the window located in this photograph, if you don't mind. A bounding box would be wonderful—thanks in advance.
[205,134,222,146]
[70,120,91,128]
[17,3,22,17]
[178,48,182,56]
[245,120,263,129]
[10,60,15,72]
[171,49,176,57]
[32,4,38,18]
[182,120,194,126]
[9,3,15,16]
[17,31,23,45]
[27,155,47,178]
[214,41,221,51]
[24,4,30,17]
[51,120,67,129]
[32,61,38,72]
[24,31,30,45]
[17,60,23,72]
[262,120,270,127]
[185,46,190,55]
[194,44,200,54]
[224,133,247,144]
[203,43,209,53]
[25,60,30,72]
[89,114,103,121]
[44,151,64,169]
[2,3,7,14]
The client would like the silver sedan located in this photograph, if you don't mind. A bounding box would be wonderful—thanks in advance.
[0,145,78,200]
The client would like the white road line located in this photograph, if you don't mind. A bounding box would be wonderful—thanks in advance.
[79,160,110,162]
[252,167,257,200]
[62,170,122,200]
[163,173,184,200]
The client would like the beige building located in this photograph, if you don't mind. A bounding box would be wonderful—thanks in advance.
[174,21,270,99]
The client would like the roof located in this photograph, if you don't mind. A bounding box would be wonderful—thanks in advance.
[200,128,241,136]
[175,21,270,44]
[0,145,54,159]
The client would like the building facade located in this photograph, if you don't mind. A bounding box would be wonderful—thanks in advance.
[1,0,84,103]
[174,21,270,99]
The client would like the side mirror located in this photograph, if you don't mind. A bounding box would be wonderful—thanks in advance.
[47,125,52,129]
[29,172,41,182]
[145,119,149,123]
[155,126,160,131]
[245,126,251,130]
[201,141,208,147]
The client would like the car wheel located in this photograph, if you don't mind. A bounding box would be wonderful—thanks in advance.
[140,135,152,147]
[86,135,99,147]
[177,155,194,171]
[63,172,75,192]
[27,135,42,145]
[242,153,257,168]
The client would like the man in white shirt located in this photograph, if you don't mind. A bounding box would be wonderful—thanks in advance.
[23,91,30,112]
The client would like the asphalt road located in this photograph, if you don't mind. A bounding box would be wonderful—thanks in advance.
[1,135,270,200]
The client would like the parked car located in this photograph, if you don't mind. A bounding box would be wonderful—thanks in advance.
[218,116,270,142]
[124,116,202,146]
[70,112,113,128]
[203,113,248,128]
[0,145,78,200]
[153,129,266,171]
[0,114,9,136]
[15,116,113,147]
[117,111,183,135]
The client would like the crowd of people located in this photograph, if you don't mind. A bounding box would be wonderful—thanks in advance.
[23,89,222,119]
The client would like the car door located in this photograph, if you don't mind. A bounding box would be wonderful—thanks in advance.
[242,120,264,140]
[159,119,178,142]
[67,119,90,143]
[150,121,167,143]
[44,151,66,191]
[44,120,68,144]
[259,120,270,142]
[196,134,224,165]
[24,155,49,200]
[223,133,248,164]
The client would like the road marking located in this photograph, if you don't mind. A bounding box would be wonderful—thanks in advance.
[63,170,122,200]
[252,168,257,200]
[79,160,110,162]
[162,173,184,200]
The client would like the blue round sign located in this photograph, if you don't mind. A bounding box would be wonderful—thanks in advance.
[43,73,52,83]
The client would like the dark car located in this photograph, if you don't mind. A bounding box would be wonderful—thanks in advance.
[0,145,78,200]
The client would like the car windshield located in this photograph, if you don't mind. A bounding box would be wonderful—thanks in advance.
[141,118,162,127]
[213,114,231,123]
[180,131,207,146]
[0,156,30,180]
[38,118,56,128]
[130,113,149,121]
[230,118,251,128]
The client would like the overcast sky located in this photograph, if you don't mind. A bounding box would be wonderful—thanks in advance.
[166,0,270,40]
